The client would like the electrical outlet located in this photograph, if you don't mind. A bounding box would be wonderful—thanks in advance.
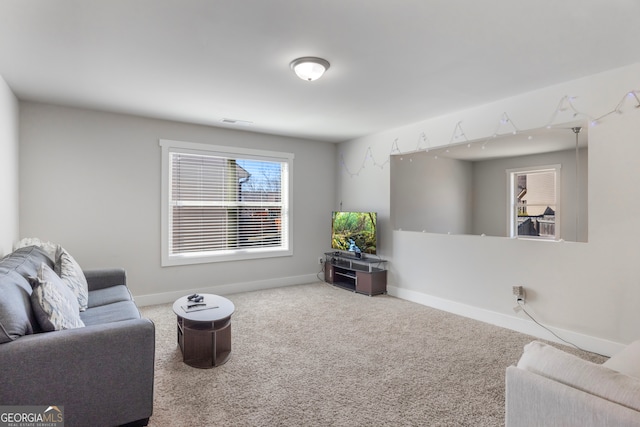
[318,257,323,265]
[512,285,525,302]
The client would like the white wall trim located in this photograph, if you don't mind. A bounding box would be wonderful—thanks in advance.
[387,285,624,357]
[134,273,318,307]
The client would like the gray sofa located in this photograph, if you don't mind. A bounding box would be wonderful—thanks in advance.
[0,245,155,427]
[506,340,640,426]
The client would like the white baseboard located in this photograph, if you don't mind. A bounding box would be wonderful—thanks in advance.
[387,285,624,357]
[134,273,318,307]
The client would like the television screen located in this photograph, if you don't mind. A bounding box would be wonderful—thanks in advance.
[331,211,377,255]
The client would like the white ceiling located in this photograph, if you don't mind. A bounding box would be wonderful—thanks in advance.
[1,1,639,143]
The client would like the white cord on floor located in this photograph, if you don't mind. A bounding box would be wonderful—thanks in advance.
[517,299,606,357]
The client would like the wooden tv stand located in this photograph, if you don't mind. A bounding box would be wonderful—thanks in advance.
[323,252,387,296]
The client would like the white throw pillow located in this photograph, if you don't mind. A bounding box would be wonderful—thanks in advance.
[14,237,58,261]
[30,263,85,331]
[54,245,89,311]
[603,340,640,379]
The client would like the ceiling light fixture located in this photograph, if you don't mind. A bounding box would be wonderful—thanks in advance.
[289,57,330,81]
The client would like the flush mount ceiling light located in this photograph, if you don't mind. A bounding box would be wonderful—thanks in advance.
[289,57,330,81]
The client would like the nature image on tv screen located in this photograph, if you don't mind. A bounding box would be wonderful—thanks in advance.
[331,212,377,254]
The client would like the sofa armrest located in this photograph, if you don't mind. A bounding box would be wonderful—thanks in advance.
[506,366,640,427]
[0,318,155,427]
[83,267,127,291]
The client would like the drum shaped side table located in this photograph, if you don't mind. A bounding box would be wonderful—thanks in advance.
[172,294,235,368]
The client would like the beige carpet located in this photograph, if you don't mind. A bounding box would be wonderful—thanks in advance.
[140,282,605,427]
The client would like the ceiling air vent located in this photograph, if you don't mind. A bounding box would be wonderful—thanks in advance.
[221,118,253,125]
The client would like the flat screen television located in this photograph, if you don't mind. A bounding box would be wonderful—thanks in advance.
[331,211,377,255]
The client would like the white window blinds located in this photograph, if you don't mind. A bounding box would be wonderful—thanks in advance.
[160,140,292,265]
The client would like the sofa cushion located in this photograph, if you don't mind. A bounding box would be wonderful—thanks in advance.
[54,246,89,311]
[80,300,141,326]
[88,285,133,308]
[0,271,37,343]
[603,340,640,379]
[0,245,54,279]
[29,263,85,332]
[0,245,54,342]
[517,341,640,412]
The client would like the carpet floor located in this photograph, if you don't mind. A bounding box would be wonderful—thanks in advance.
[139,282,605,427]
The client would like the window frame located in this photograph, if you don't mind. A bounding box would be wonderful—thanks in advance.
[160,139,293,266]
[506,164,561,241]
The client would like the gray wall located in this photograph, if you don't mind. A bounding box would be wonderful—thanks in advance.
[19,102,336,303]
[0,75,19,256]
[391,152,472,234]
[337,63,640,355]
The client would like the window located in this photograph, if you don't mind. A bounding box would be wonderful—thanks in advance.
[160,139,293,266]
[507,165,560,240]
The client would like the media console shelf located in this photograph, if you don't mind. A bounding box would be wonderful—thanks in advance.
[323,252,388,296]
